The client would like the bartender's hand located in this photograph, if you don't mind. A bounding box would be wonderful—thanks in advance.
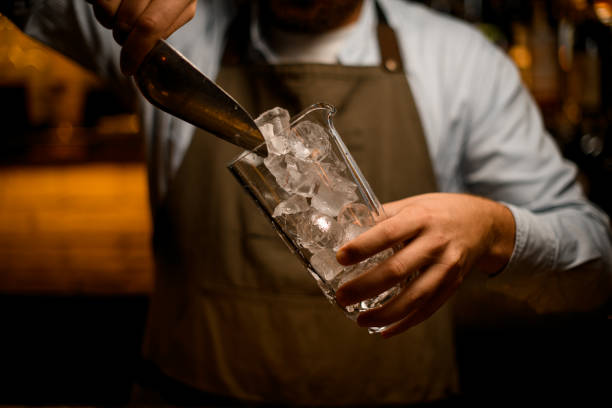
[87,0,197,75]
[334,193,515,338]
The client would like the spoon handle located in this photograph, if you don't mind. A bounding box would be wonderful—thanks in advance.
[134,40,267,155]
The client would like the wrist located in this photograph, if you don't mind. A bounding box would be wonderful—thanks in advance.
[480,199,516,276]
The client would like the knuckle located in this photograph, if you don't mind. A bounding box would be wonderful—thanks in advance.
[431,232,447,249]
[385,257,407,281]
[420,207,434,224]
[380,220,400,241]
[412,204,431,224]
[407,290,427,309]
[446,247,467,270]
[136,15,162,35]
[113,19,131,34]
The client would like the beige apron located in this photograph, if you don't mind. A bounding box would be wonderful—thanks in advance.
[143,5,459,406]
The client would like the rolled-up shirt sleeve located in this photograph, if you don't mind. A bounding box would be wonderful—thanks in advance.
[24,0,124,84]
[456,30,611,310]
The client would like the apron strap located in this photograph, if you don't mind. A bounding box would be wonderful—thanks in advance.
[222,0,405,73]
[375,1,405,73]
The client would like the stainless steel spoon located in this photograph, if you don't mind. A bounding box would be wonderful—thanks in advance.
[134,40,267,156]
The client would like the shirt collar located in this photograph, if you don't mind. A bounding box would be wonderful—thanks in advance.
[249,0,379,66]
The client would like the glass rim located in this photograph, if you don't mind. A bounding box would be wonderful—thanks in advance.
[226,102,381,216]
[227,102,337,167]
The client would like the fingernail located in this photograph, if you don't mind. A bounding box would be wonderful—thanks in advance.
[336,249,349,265]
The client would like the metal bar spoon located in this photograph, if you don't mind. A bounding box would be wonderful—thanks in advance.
[134,40,267,156]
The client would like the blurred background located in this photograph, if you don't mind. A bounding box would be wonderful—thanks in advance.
[0,0,610,406]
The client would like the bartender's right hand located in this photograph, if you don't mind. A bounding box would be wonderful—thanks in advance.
[87,0,197,75]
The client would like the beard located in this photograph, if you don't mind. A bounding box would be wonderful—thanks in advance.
[259,0,364,33]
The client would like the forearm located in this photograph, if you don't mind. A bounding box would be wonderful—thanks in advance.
[470,196,516,277]
[487,202,612,313]
[502,203,612,273]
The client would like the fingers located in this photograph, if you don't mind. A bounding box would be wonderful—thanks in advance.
[336,206,423,266]
[119,0,196,75]
[381,197,415,218]
[381,273,458,339]
[113,0,149,45]
[88,0,196,75]
[335,238,433,307]
[91,0,121,29]
[163,2,197,39]
[354,262,451,330]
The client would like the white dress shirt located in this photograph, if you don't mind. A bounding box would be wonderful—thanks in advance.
[24,0,612,309]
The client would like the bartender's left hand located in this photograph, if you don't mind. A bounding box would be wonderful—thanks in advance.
[334,193,515,338]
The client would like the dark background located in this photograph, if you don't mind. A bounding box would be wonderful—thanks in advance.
[0,1,610,406]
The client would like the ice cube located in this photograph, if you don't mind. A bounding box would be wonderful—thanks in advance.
[337,203,375,228]
[325,169,358,197]
[241,151,264,167]
[310,248,345,281]
[359,286,400,310]
[311,161,347,187]
[274,211,309,242]
[336,265,363,288]
[289,120,331,162]
[336,248,394,296]
[273,195,309,218]
[353,248,401,311]
[311,183,357,217]
[256,107,292,155]
[297,211,345,250]
[259,123,289,155]
[334,223,370,251]
[264,153,287,182]
[363,248,394,269]
[284,155,320,197]
[264,154,318,197]
[255,107,291,137]
[322,153,347,173]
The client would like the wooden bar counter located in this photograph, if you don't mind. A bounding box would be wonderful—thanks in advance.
[0,163,153,295]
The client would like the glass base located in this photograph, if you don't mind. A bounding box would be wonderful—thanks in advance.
[367,326,387,334]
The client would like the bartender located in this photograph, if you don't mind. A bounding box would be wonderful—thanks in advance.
[16,0,612,406]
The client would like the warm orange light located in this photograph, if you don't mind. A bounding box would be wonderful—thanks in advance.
[562,100,581,124]
[55,121,74,143]
[572,0,588,11]
[509,45,532,69]
[0,164,153,295]
[594,1,612,25]
[558,45,572,71]
[97,114,141,135]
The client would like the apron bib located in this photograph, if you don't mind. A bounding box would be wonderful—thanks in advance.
[144,5,459,405]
